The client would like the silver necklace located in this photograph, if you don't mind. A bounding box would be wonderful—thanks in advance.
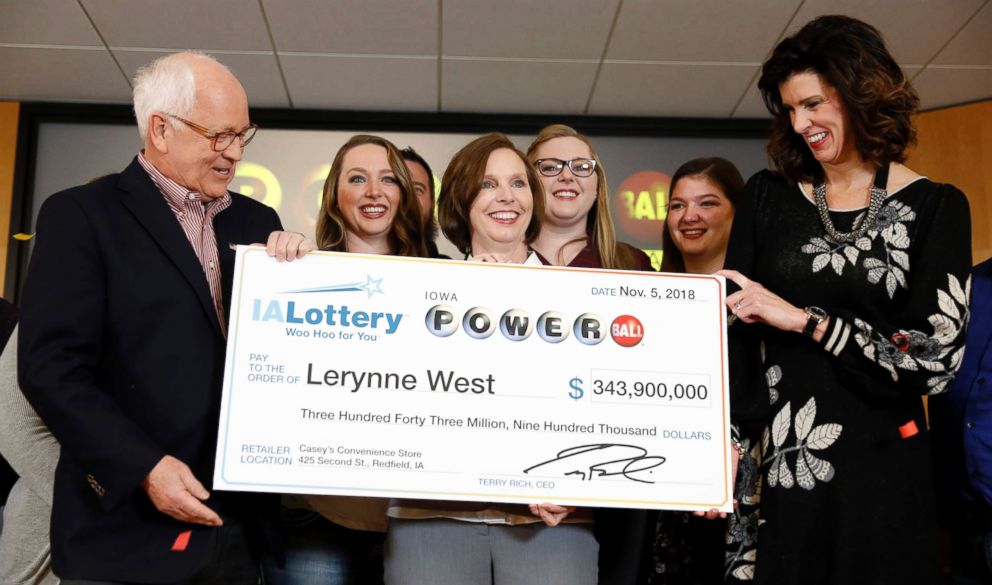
[812,164,888,243]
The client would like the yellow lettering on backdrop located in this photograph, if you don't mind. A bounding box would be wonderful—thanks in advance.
[620,189,668,222]
[310,164,333,210]
[634,191,655,220]
[233,162,283,210]
[621,191,636,218]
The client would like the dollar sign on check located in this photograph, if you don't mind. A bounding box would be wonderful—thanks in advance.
[568,377,584,400]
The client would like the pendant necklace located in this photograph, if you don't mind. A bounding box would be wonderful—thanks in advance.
[812,163,888,243]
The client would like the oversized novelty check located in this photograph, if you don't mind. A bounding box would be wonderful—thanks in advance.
[214,246,733,512]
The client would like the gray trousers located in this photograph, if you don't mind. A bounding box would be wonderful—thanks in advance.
[384,518,597,585]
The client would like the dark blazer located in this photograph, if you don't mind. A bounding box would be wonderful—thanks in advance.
[18,157,282,583]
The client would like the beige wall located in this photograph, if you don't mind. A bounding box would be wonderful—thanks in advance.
[906,100,992,265]
[0,102,19,295]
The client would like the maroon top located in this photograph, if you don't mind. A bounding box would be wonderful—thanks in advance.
[533,242,654,271]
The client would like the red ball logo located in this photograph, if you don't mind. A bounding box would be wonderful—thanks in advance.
[611,315,644,347]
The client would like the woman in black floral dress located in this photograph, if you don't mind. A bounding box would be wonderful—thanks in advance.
[720,15,972,585]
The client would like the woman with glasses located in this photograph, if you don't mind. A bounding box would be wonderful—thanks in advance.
[383,133,598,585]
[261,134,426,585]
[525,124,653,271]
[525,124,653,585]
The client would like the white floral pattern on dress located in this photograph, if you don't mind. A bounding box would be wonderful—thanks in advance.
[801,200,916,298]
[851,273,971,394]
[760,341,782,405]
[766,365,782,406]
[762,396,842,490]
[726,437,762,581]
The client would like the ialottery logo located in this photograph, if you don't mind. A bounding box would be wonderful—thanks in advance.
[251,276,402,334]
[253,300,403,334]
[425,305,643,347]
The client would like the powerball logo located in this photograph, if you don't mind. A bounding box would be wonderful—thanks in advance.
[425,305,644,347]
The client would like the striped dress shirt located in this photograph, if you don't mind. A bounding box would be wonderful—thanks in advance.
[137,152,232,335]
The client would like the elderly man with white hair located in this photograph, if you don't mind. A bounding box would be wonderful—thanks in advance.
[17,51,311,584]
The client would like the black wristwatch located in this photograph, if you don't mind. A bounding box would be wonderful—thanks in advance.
[803,306,828,337]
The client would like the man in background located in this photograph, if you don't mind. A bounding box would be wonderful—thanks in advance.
[401,147,448,259]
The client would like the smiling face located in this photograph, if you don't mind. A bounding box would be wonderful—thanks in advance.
[153,60,249,200]
[468,148,534,251]
[667,175,735,260]
[154,59,250,200]
[530,136,598,228]
[336,143,401,242]
[779,71,858,168]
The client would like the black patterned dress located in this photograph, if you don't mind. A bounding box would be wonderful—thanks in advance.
[724,170,972,585]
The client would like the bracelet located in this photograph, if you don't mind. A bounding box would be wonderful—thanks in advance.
[731,438,747,458]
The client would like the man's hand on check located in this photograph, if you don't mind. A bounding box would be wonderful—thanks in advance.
[264,230,317,261]
[529,502,575,527]
[141,455,223,526]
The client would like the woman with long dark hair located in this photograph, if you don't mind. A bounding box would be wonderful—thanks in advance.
[720,15,972,584]
[651,157,758,584]
[661,158,744,274]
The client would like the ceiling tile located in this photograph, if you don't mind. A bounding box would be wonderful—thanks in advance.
[80,0,271,51]
[0,47,130,102]
[441,59,597,114]
[590,63,757,117]
[0,0,101,45]
[114,50,290,108]
[263,0,437,55]
[608,0,799,62]
[913,67,992,110]
[2,1,988,117]
[443,0,618,59]
[932,2,992,66]
[788,0,985,64]
[280,54,436,111]
[732,80,770,118]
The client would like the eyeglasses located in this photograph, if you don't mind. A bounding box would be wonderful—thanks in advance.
[167,114,258,151]
[534,158,597,178]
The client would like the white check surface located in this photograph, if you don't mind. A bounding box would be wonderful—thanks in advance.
[214,246,732,512]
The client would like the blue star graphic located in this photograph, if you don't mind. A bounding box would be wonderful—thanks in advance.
[286,275,384,297]
[360,275,384,298]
